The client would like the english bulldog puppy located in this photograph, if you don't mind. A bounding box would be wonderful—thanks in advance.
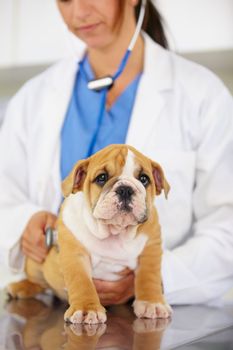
[7,144,172,324]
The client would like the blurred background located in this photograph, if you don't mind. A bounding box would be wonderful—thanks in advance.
[0,0,233,124]
[0,0,233,285]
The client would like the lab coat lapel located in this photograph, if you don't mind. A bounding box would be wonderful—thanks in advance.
[126,77,165,150]
[35,59,79,210]
[126,35,173,150]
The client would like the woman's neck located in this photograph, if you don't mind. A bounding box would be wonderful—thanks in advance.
[85,9,145,109]
[87,35,144,110]
[87,6,144,79]
[88,35,144,78]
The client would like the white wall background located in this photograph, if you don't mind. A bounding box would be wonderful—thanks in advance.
[155,0,233,94]
[156,0,233,52]
[0,0,233,99]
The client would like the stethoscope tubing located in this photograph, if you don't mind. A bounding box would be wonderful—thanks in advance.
[75,0,147,158]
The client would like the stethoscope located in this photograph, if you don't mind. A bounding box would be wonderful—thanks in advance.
[45,0,147,248]
[78,0,147,158]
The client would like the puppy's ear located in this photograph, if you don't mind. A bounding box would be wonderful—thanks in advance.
[151,161,170,199]
[62,159,89,197]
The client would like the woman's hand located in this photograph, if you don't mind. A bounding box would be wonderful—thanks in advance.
[21,211,57,263]
[93,269,135,306]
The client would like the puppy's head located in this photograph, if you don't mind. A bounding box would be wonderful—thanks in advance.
[62,145,169,238]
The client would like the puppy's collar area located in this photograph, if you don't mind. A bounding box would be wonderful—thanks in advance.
[97,220,138,241]
[83,199,140,240]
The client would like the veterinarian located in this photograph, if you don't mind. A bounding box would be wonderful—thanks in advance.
[0,0,233,306]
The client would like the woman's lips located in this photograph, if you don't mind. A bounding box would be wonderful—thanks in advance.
[78,22,101,33]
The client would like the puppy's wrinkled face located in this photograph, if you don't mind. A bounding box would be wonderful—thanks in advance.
[92,150,150,227]
[62,145,169,239]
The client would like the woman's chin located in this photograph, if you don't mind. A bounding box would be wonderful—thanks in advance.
[72,30,113,51]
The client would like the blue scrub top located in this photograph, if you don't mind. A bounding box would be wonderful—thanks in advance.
[61,56,141,180]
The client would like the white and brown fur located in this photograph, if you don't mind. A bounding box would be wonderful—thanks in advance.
[7,144,172,324]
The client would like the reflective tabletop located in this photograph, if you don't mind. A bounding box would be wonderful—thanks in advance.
[0,290,233,349]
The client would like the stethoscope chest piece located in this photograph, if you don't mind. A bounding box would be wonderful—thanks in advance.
[45,227,58,249]
[87,75,114,91]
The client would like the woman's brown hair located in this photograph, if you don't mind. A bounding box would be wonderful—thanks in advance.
[135,0,168,49]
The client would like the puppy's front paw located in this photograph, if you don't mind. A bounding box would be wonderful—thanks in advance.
[133,300,172,319]
[64,304,106,324]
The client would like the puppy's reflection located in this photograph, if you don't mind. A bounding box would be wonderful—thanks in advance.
[5,298,170,350]
[5,297,66,350]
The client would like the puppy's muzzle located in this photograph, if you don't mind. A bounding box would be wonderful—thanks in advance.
[115,185,135,212]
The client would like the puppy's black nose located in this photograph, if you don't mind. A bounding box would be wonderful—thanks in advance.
[116,185,134,201]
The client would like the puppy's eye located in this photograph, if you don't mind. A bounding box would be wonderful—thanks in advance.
[95,173,108,186]
[138,173,150,187]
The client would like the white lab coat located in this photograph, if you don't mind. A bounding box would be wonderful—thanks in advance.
[0,33,233,305]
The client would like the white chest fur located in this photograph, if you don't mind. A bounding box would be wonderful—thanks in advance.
[62,193,148,281]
